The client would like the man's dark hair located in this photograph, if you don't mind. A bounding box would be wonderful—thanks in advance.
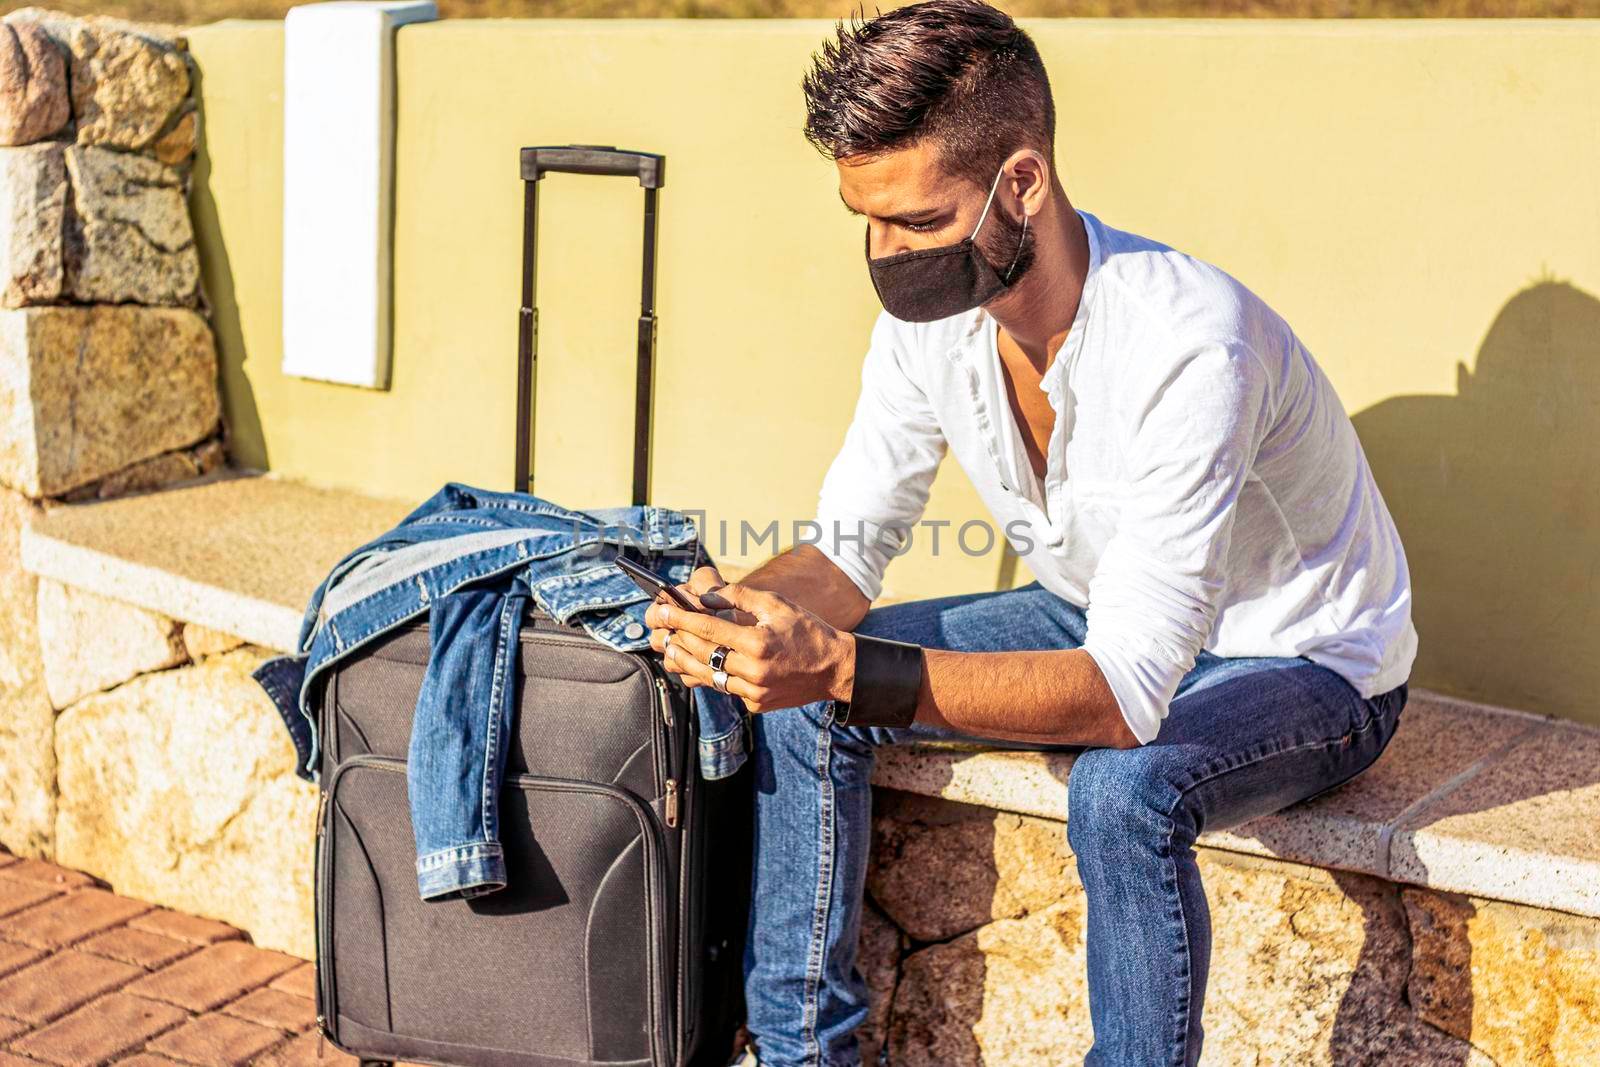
[801,0,1056,193]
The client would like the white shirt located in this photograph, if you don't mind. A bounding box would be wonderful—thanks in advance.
[812,209,1418,744]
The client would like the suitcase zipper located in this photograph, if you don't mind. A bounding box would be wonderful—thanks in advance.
[653,663,693,1059]
[673,662,701,1065]
[651,672,670,801]
[313,779,336,1054]
[655,674,673,729]
[675,753,695,1064]
[312,792,330,1054]
[320,753,675,1067]
[650,662,688,823]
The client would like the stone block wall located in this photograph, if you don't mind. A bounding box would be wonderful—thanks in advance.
[41,583,314,959]
[857,789,1600,1066]
[0,7,227,860]
[27,577,315,959]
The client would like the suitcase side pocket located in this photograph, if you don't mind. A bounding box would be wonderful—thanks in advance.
[319,753,672,1067]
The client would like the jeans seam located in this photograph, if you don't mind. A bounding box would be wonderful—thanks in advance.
[481,595,518,844]
[801,710,835,1067]
[1159,699,1391,1066]
[415,841,504,868]
[1163,818,1192,1067]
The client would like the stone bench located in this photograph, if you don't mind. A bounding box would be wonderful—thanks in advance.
[864,702,1600,1065]
[19,469,1600,1065]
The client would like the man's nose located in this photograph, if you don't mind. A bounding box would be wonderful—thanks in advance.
[867,221,912,259]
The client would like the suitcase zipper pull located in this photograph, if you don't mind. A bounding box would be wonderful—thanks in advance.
[315,1015,326,1056]
[655,675,673,728]
[665,778,678,828]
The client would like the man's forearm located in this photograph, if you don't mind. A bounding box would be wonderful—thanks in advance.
[727,544,871,633]
[721,547,1137,747]
[907,646,1138,749]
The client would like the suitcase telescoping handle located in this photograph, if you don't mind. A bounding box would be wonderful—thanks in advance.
[515,145,667,506]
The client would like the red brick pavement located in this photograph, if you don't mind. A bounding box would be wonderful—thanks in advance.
[0,847,426,1067]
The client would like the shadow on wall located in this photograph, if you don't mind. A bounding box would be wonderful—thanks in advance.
[1352,280,1600,725]
[1322,871,1478,1064]
[188,59,269,473]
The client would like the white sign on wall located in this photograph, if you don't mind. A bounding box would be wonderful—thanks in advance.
[282,0,438,389]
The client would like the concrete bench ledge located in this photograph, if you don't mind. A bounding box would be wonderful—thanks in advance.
[20,469,1600,924]
[20,467,417,654]
[875,690,1600,921]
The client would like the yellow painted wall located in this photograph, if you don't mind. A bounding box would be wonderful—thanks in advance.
[186,18,1600,725]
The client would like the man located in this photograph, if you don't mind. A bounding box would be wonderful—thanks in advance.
[644,1,1417,1064]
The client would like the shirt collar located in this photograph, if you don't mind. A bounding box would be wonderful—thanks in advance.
[947,207,1103,392]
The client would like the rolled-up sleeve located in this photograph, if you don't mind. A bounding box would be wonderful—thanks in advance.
[811,312,947,603]
[1080,340,1275,744]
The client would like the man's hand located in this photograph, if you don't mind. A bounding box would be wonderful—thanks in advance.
[644,576,855,713]
[669,564,757,625]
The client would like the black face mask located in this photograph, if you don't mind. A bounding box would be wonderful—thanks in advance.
[866,165,1029,323]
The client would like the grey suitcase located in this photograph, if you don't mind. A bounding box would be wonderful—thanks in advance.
[309,145,754,1067]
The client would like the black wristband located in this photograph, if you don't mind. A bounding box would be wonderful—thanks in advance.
[830,634,924,729]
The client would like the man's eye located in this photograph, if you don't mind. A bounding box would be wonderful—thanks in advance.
[904,219,940,233]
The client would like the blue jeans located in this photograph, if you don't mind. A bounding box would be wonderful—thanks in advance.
[742,581,1408,1067]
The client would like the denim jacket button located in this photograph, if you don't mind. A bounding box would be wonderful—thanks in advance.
[623,622,646,640]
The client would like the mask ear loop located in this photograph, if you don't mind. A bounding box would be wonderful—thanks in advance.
[1003,213,1029,283]
[970,165,1006,240]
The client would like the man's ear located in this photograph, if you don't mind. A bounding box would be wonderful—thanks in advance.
[1003,149,1050,218]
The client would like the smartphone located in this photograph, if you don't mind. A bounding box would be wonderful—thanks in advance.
[615,555,705,614]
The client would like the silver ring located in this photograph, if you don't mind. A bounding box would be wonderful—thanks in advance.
[709,644,731,672]
[712,669,730,694]
[663,633,673,655]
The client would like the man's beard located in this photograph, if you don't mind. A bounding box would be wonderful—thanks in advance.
[979,208,1037,288]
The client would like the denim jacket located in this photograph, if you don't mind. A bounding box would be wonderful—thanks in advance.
[250,481,750,901]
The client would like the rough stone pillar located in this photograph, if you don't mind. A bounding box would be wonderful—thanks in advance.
[0,7,226,858]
